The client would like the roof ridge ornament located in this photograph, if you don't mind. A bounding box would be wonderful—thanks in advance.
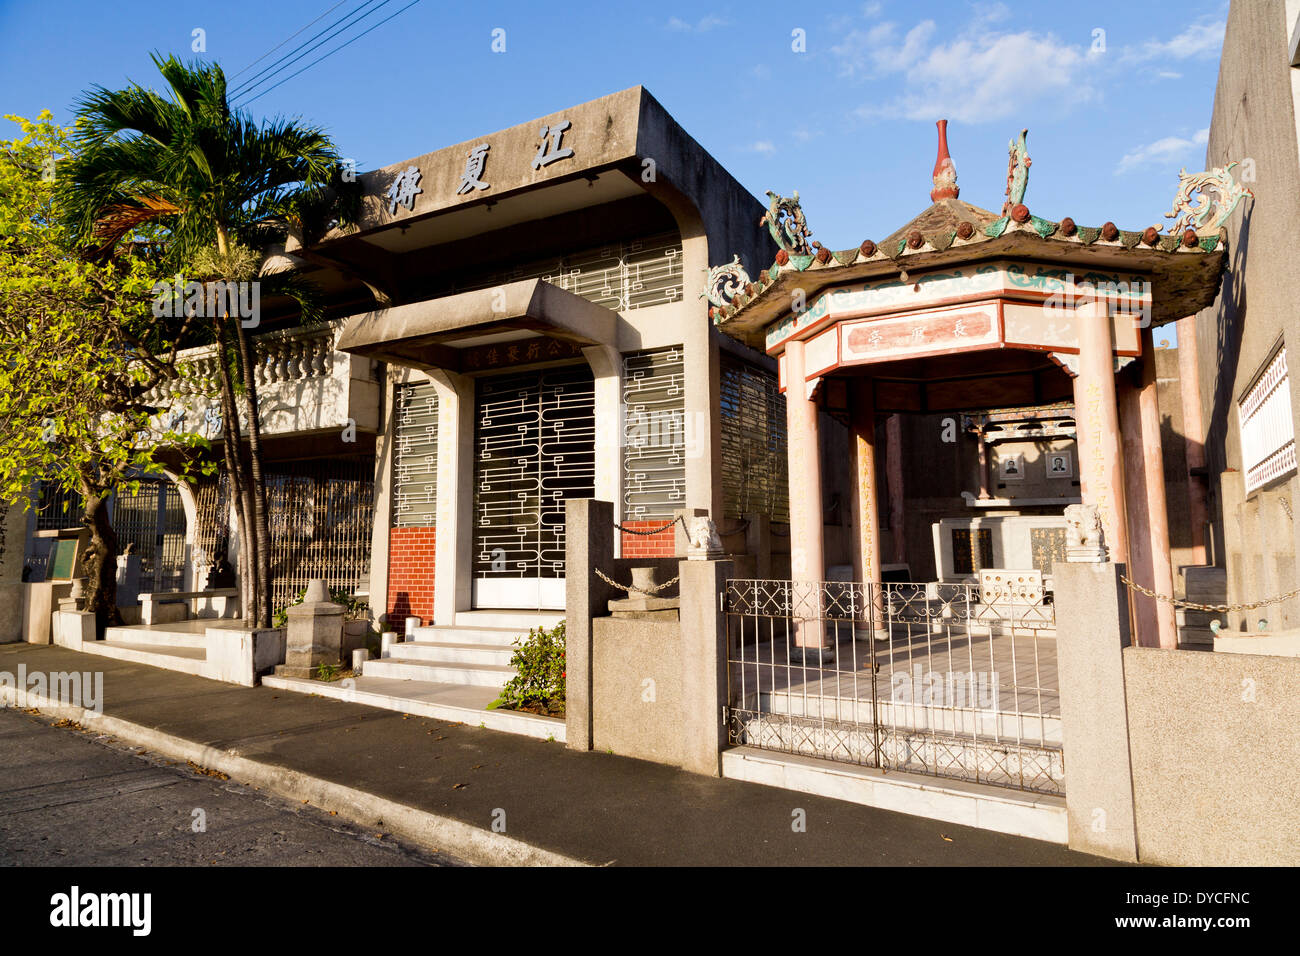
[1002,129,1031,216]
[701,254,751,309]
[1164,162,1254,236]
[760,190,813,256]
[930,119,959,201]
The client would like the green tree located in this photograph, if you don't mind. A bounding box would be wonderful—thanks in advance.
[0,111,209,628]
[58,54,359,628]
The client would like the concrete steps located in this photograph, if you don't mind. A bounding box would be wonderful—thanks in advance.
[78,639,207,676]
[372,611,562,692]
[96,626,207,650]
[361,656,516,688]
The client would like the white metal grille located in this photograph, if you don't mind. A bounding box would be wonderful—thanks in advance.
[454,231,682,312]
[113,481,187,592]
[623,347,686,520]
[1240,347,1296,494]
[720,354,790,522]
[473,366,595,580]
[392,381,439,528]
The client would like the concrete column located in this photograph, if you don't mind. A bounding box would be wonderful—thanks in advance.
[564,498,617,752]
[1054,562,1139,862]
[582,345,624,558]
[784,340,824,650]
[0,502,25,643]
[365,372,397,625]
[429,368,475,624]
[679,558,733,775]
[850,378,885,638]
[1176,315,1209,565]
[1072,300,1129,566]
[1119,378,1157,647]
[1138,328,1178,649]
[685,327,723,519]
[886,413,906,565]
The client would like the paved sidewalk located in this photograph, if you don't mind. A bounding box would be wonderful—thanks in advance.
[0,643,1111,866]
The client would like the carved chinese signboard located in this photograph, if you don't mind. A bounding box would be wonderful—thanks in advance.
[841,302,1000,367]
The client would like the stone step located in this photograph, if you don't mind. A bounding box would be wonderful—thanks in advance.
[362,657,515,688]
[77,640,207,677]
[408,625,526,648]
[453,610,564,631]
[102,626,207,649]
[259,674,565,742]
[389,641,515,667]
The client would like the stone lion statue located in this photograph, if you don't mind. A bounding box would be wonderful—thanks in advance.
[1064,503,1103,549]
[685,516,723,559]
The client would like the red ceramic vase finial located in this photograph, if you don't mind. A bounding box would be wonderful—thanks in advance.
[931,119,959,202]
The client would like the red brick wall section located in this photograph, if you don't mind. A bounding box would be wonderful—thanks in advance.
[387,526,435,635]
[620,520,677,559]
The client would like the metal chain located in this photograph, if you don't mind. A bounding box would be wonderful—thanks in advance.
[613,516,684,536]
[596,567,681,595]
[1121,575,1300,613]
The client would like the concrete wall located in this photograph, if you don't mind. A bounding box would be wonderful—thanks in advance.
[0,503,25,643]
[1194,0,1300,625]
[591,618,683,765]
[1123,645,1300,866]
[1054,561,1298,865]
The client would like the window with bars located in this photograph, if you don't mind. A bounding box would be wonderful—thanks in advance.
[720,353,789,522]
[623,347,686,520]
[1240,345,1297,494]
[452,231,683,313]
[392,381,440,527]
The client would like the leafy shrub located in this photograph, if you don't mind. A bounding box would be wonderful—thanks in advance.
[272,586,370,628]
[488,621,566,715]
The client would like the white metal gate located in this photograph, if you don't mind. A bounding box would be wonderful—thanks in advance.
[472,365,595,609]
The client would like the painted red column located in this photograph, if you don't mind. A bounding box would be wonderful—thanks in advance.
[886,413,906,565]
[850,378,885,636]
[1176,314,1209,565]
[1119,376,1157,645]
[783,339,825,650]
[1072,299,1130,566]
[1139,327,1178,648]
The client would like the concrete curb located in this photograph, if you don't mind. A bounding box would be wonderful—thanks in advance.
[0,687,588,868]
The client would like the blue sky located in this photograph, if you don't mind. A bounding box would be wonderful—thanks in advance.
[2,0,1229,253]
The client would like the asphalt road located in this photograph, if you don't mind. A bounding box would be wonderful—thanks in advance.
[0,706,462,867]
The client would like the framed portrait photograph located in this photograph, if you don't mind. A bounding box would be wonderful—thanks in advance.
[998,452,1025,481]
[1046,450,1074,479]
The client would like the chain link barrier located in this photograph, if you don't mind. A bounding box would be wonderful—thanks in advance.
[1121,575,1300,614]
[613,517,684,536]
[595,567,681,595]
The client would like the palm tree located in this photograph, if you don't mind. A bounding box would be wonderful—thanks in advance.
[58,53,359,628]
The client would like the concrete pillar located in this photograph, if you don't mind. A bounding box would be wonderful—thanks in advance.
[1138,328,1178,649]
[1071,300,1129,566]
[0,502,26,643]
[1054,562,1139,862]
[429,368,475,624]
[583,345,624,558]
[277,579,345,678]
[886,413,906,565]
[365,372,398,626]
[783,340,824,650]
[678,558,733,775]
[564,497,617,752]
[849,378,884,636]
[1176,315,1209,565]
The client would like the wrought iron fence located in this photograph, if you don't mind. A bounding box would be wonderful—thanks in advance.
[724,578,1062,794]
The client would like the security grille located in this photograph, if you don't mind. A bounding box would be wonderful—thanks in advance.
[1240,346,1296,493]
[623,347,686,520]
[720,353,790,522]
[473,366,595,589]
[193,458,375,612]
[453,232,682,313]
[113,480,187,592]
[392,381,439,527]
[34,482,82,531]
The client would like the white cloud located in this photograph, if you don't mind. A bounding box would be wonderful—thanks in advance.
[1121,19,1225,63]
[835,20,1097,123]
[666,14,728,32]
[749,140,776,155]
[1115,128,1210,174]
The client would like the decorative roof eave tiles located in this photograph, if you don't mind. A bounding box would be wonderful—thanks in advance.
[711,210,1226,347]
